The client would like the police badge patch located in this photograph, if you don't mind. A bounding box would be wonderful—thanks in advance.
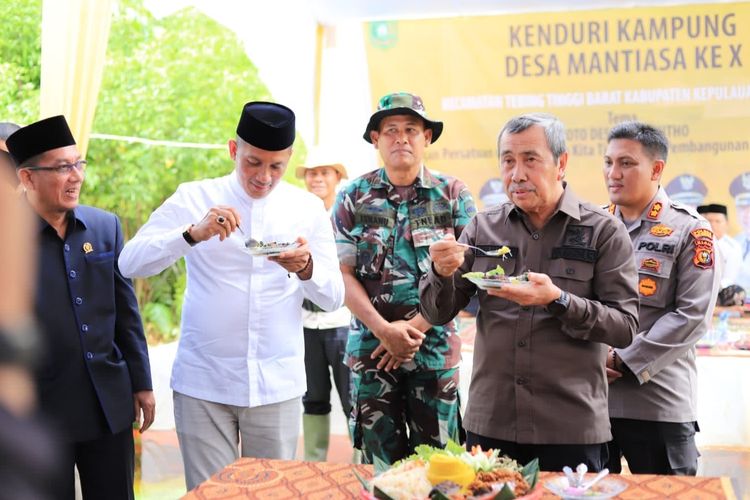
[649,224,674,237]
[639,277,657,296]
[640,257,661,273]
[647,202,663,219]
[690,228,714,269]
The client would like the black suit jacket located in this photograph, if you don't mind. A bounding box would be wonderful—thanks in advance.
[34,205,152,442]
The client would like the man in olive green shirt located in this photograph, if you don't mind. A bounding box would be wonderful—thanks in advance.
[420,113,639,471]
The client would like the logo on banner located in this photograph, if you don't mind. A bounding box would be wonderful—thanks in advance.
[369,21,398,49]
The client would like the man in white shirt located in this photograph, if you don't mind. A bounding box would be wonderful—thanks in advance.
[730,172,750,294]
[294,147,352,461]
[118,102,345,490]
[697,203,743,289]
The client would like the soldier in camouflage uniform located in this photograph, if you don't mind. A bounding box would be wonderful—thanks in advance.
[332,92,476,465]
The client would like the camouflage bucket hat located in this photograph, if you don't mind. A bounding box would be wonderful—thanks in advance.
[363,92,443,144]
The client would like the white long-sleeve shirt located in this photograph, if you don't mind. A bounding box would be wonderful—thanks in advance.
[119,172,344,407]
[716,235,742,289]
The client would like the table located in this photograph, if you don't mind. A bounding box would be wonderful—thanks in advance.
[182,458,736,499]
[696,314,750,449]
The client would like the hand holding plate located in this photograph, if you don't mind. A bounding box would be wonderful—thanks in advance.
[268,236,312,275]
[485,271,561,306]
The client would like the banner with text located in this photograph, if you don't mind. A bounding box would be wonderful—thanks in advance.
[364,2,750,233]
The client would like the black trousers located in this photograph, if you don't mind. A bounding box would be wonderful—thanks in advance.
[607,418,699,475]
[60,427,135,500]
[466,431,608,472]
[302,326,352,417]
[0,405,65,500]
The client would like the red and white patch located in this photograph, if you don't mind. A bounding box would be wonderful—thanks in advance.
[647,202,663,219]
[640,257,661,273]
[690,228,714,269]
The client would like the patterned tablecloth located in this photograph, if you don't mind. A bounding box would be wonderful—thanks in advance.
[182,458,737,499]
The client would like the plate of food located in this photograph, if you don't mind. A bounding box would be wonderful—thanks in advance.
[462,266,530,290]
[244,239,299,256]
[544,475,627,499]
[357,441,541,500]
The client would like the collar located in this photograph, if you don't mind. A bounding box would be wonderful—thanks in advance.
[639,187,670,222]
[506,182,580,223]
[608,187,667,223]
[372,165,440,190]
[35,207,86,234]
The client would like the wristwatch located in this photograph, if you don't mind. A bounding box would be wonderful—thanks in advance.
[546,290,570,316]
[182,225,198,247]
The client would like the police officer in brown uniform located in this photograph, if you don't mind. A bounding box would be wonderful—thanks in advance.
[421,113,639,471]
[603,121,720,475]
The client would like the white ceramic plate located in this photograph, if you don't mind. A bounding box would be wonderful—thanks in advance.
[246,242,299,256]
[464,275,530,290]
[544,476,627,499]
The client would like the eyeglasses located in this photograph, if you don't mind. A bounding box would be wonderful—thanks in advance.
[23,160,87,174]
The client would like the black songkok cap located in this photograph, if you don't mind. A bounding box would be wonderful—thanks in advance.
[696,203,728,216]
[236,102,295,151]
[5,115,76,167]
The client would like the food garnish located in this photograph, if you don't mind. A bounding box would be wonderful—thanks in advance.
[367,441,539,499]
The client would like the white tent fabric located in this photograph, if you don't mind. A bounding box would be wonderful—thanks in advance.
[145,0,377,175]
[141,0,740,178]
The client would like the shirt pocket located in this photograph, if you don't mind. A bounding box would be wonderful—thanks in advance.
[634,252,675,308]
[547,258,594,297]
[83,250,114,264]
[411,225,455,248]
[412,225,456,276]
[352,225,390,279]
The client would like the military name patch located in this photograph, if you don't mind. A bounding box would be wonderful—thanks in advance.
[639,277,657,296]
[637,241,675,254]
[551,246,598,263]
[690,228,714,269]
[410,213,452,229]
[354,214,395,227]
[647,202,663,219]
[649,224,674,237]
[640,257,661,272]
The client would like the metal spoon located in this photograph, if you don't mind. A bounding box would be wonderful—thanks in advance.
[457,242,512,257]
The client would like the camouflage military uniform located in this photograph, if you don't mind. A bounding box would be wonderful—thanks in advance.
[333,166,476,465]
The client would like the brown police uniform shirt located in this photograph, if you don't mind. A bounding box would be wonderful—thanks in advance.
[608,187,720,423]
[420,184,639,444]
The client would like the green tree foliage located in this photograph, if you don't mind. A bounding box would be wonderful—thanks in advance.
[0,0,41,124]
[84,0,306,343]
[2,0,307,343]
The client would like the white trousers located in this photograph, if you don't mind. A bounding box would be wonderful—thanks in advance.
[174,391,301,491]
